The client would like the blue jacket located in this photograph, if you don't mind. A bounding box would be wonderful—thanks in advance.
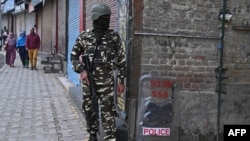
[16,32,26,48]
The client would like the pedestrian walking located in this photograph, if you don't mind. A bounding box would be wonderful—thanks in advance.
[26,28,40,70]
[5,32,17,67]
[70,3,126,141]
[1,26,9,51]
[2,26,9,43]
[16,31,29,68]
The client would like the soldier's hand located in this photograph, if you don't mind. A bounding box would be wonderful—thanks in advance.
[80,70,90,85]
[117,83,125,96]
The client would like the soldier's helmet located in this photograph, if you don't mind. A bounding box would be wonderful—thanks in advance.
[91,3,111,20]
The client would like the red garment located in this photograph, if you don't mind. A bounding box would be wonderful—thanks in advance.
[26,33,40,50]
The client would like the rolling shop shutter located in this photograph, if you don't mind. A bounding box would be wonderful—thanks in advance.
[67,0,80,86]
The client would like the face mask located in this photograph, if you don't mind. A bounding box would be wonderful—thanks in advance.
[93,15,110,34]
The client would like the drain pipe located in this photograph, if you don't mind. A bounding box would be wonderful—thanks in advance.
[217,0,227,141]
[55,0,58,53]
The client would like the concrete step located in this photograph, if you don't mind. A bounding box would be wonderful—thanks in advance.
[44,69,52,73]
[43,64,53,70]
[44,69,61,73]
[41,60,49,64]
[50,60,61,64]
[46,55,54,59]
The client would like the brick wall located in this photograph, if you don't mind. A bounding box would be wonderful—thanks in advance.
[138,0,250,140]
[141,36,218,92]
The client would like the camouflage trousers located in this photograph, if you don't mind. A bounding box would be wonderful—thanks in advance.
[81,76,116,140]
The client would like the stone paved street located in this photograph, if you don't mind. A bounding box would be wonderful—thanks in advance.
[0,51,89,141]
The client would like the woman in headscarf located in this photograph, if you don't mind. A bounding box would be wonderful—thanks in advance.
[5,32,17,67]
[16,31,29,68]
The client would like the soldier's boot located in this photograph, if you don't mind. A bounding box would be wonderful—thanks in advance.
[88,134,97,141]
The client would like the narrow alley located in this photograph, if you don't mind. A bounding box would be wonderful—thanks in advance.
[0,50,89,141]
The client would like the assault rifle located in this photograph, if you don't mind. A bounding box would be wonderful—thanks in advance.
[82,54,99,133]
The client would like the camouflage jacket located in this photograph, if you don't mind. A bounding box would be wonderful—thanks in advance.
[70,29,126,83]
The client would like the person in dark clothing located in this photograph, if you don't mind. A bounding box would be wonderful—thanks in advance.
[2,26,9,39]
[70,3,126,141]
[0,26,9,50]
[16,31,29,68]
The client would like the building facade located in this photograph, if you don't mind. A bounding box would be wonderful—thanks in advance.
[131,0,250,141]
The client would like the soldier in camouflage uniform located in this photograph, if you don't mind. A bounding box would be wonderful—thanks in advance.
[70,3,126,141]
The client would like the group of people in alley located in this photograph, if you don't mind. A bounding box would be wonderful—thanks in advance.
[2,27,40,70]
[2,3,126,141]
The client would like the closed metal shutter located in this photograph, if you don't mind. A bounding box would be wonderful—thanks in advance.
[15,13,25,35]
[25,12,36,33]
[36,10,42,50]
[58,0,67,55]
[42,1,53,53]
[67,0,80,86]
[85,0,117,30]
[14,11,35,39]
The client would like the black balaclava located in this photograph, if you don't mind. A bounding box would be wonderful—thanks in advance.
[93,15,110,41]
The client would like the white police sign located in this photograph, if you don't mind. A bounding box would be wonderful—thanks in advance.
[136,75,179,141]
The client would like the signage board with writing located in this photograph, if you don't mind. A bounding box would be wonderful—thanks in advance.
[15,3,25,13]
[32,0,42,6]
[2,0,15,13]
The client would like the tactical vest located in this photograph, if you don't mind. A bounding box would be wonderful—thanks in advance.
[84,29,118,73]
